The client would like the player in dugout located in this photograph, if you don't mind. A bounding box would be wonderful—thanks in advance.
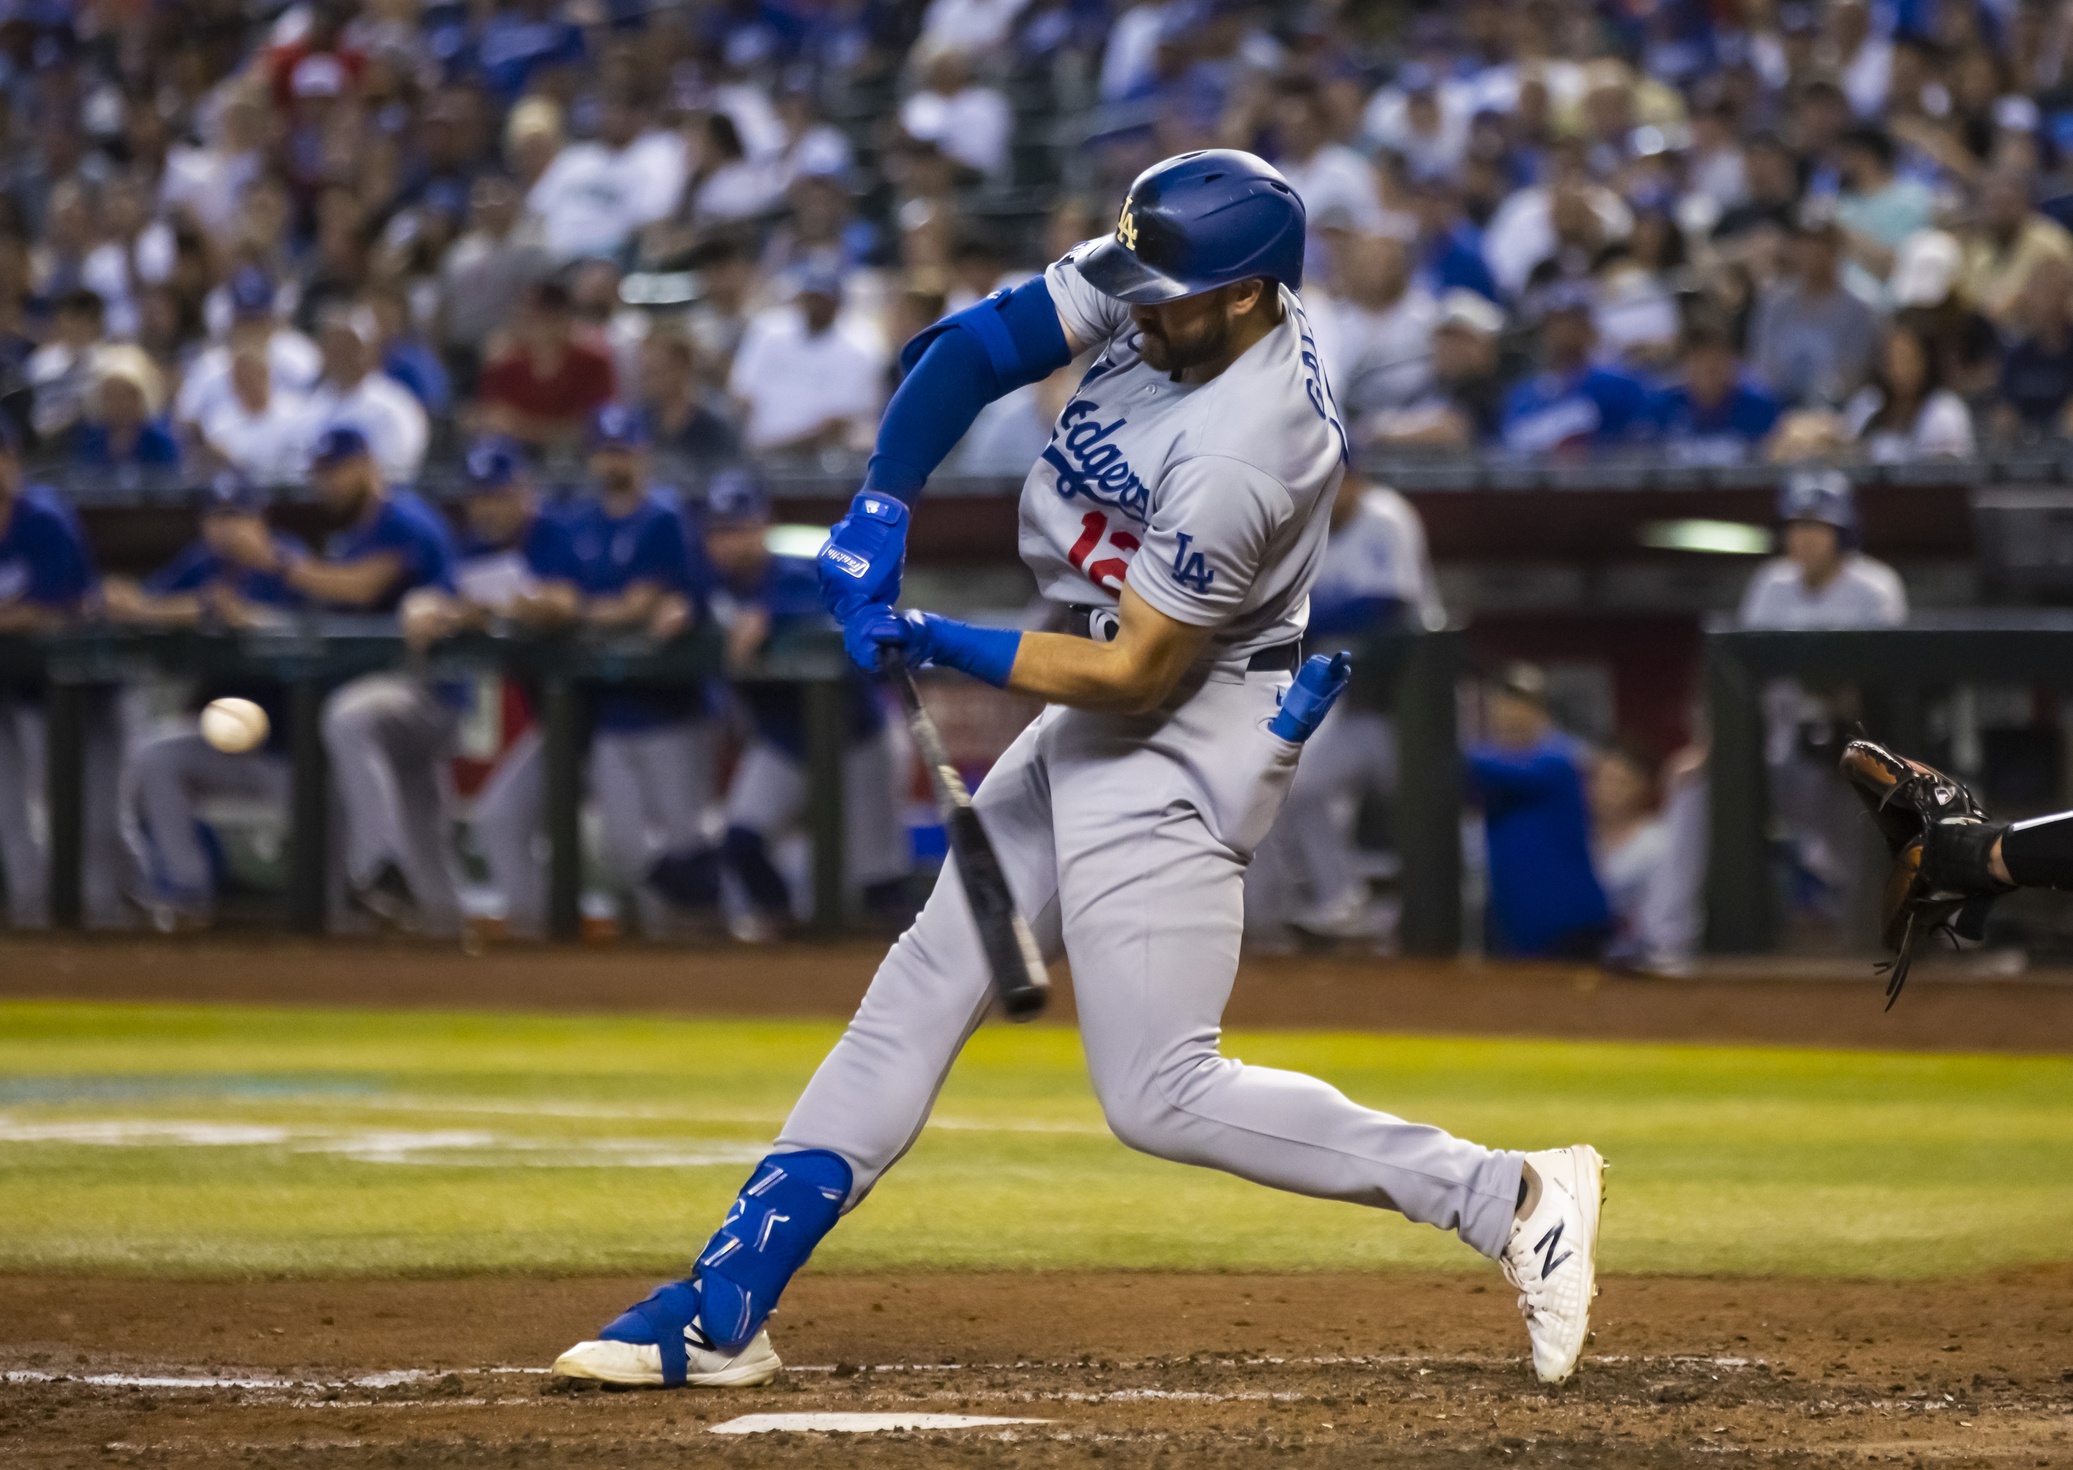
[207,424,464,935]
[103,472,306,929]
[699,466,912,941]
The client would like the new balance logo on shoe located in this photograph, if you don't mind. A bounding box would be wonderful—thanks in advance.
[1534,1222,1572,1277]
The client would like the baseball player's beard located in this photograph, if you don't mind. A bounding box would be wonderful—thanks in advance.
[1137,316,1234,377]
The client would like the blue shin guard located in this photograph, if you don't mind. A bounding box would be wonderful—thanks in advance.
[697,1149,851,1352]
[596,1150,851,1383]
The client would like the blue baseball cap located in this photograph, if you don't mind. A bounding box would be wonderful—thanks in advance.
[705,466,769,526]
[309,424,372,468]
[462,435,526,491]
[588,403,648,451]
[228,266,276,317]
[200,469,265,514]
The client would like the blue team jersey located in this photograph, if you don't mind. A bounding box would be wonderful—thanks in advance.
[0,483,94,610]
[322,492,457,611]
[568,491,707,731]
[1649,379,1782,465]
[1466,734,1611,957]
[1500,365,1653,454]
[732,553,885,758]
[455,507,584,586]
[145,535,308,607]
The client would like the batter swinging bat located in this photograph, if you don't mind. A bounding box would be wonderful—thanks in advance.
[884,656,1049,1020]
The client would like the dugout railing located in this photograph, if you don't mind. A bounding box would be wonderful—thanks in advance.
[0,624,1472,954]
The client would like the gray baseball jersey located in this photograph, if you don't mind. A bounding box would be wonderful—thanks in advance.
[1024,245,1347,654]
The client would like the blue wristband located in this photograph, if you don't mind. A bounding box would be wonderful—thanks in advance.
[913,612,1022,688]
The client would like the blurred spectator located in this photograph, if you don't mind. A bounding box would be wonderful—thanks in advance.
[1887,230,1999,400]
[1484,169,1632,302]
[198,347,313,483]
[1711,132,1803,243]
[1749,218,1880,408]
[1369,288,1515,448]
[476,0,586,102]
[82,172,173,342]
[682,235,761,377]
[1834,126,1936,278]
[1465,661,1612,961]
[26,288,106,444]
[636,330,740,472]
[679,113,781,231]
[1363,63,1469,181]
[1842,315,1976,461]
[1406,175,1500,303]
[1272,79,1385,234]
[1962,169,2073,329]
[1499,286,1651,455]
[304,306,431,486]
[174,269,322,438]
[527,93,687,263]
[367,287,452,419]
[900,51,1014,180]
[1650,320,1782,466]
[161,86,268,244]
[728,266,885,454]
[436,177,554,392]
[68,347,179,472]
[1588,738,1691,975]
[1994,255,2073,439]
[1309,229,1436,424]
[1591,202,1684,368]
[476,280,617,451]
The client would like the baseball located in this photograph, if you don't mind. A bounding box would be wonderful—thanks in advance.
[199,697,269,754]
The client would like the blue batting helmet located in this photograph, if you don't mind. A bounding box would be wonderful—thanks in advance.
[1076,149,1306,304]
[1779,468,1860,545]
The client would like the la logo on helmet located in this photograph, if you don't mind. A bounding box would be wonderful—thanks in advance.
[1115,201,1138,252]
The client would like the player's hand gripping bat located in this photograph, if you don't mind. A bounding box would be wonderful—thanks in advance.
[881,654,1049,1020]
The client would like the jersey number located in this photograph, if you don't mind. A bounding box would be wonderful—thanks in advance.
[1067,510,1141,594]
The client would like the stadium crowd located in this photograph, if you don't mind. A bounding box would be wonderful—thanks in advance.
[0,0,2043,952]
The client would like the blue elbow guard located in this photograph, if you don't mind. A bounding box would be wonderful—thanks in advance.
[865,277,1072,503]
[693,1149,851,1353]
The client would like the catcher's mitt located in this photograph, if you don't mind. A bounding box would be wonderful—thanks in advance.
[1836,737,2007,1008]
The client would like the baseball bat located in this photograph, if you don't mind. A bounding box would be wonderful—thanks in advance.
[884,656,1049,1020]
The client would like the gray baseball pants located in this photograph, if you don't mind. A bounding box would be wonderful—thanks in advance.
[127,730,290,909]
[774,666,1524,1260]
[323,674,462,937]
[724,724,911,902]
[0,692,128,928]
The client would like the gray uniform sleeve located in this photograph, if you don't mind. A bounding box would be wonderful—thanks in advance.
[1128,455,1292,629]
[1044,243,1134,354]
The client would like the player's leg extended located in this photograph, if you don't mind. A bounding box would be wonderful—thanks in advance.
[0,698,47,926]
[1054,676,1601,1381]
[129,732,290,917]
[553,714,1064,1388]
[470,728,546,938]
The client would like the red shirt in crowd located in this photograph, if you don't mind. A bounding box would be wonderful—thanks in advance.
[478,330,618,434]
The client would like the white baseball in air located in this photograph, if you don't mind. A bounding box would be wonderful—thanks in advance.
[199,697,269,754]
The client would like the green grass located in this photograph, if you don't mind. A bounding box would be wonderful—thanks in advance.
[1,1001,2068,1279]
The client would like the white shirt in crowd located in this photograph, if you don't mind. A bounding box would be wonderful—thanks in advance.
[301,371,431,484]
[1276,143,1387,234]
[727,305,886,450]
[175,331,324,428]
[526,130,689,261]
[899,83,1013,176]
[915,0,1033,61]
[1844,386,1976,463]
[1481,185,1633,300]
[160,142,262,241]
[200,389,314,483]
[1737,552,1909,630]
[1361,86,1471,179]
[1099,1,1173,100]
[81,224,175,340]
[1307,284,1437,419]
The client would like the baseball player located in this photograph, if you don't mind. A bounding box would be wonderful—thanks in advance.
[402,438,583,939]
[209,425,464,934]
[553,151,1604,1391]
[104,474,306,927]
[1244,471,1443,946]
[0,421,116,928]
[699,467,911,940]
[564,405,723,933]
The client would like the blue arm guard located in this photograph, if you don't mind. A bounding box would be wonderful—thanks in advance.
[863,276,1073,503]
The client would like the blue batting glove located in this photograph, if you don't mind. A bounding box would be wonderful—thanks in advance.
[1268,651,1353,743]
[819,491,909,621]
[841,602,908,674]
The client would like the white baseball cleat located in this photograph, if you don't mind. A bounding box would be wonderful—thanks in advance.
[1499,1144,1606,1384]
[551,1326,781,1388]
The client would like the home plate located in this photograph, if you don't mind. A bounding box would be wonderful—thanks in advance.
[709,1413,1048,1435]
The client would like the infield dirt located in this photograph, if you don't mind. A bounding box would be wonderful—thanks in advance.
[5,1269,2072,1467]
